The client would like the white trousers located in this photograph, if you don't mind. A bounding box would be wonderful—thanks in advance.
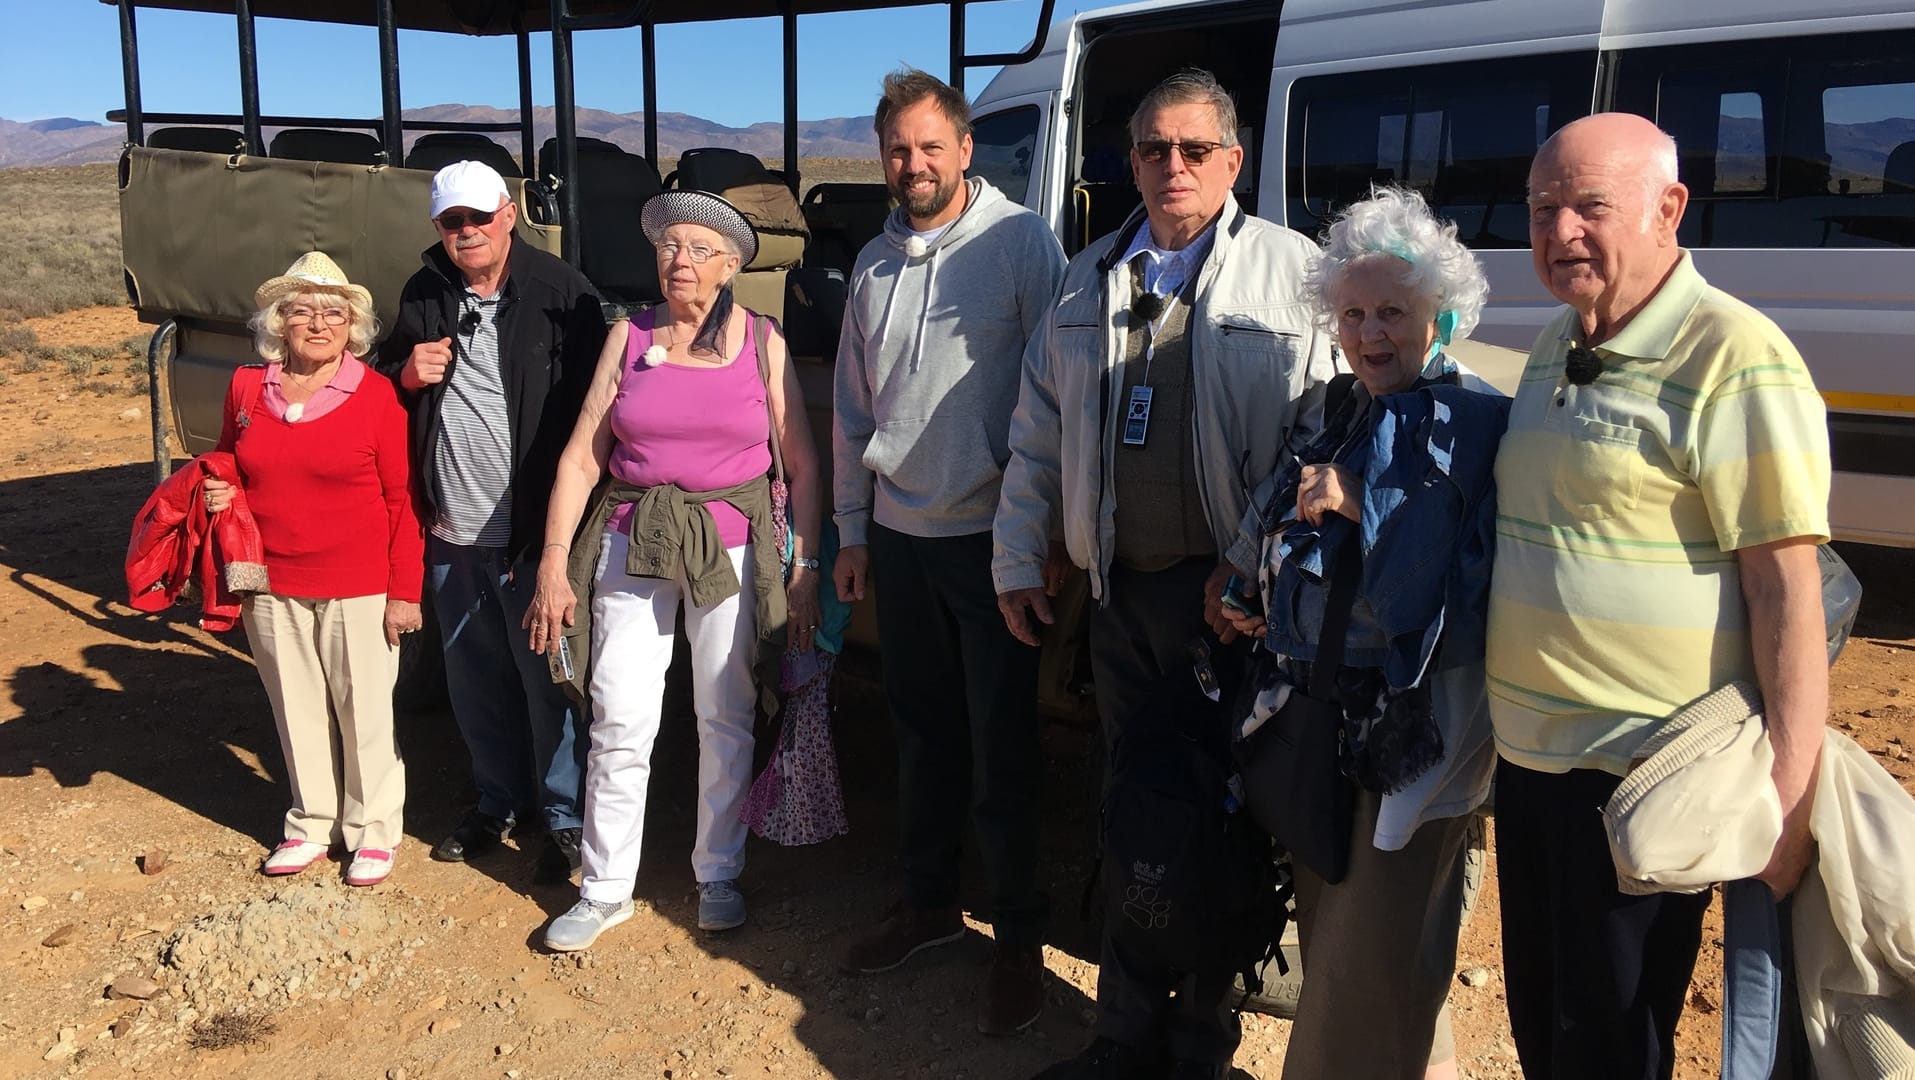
[580,531,758,902]
[241,592,405,851]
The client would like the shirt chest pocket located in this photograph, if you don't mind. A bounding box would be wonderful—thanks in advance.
[1552,416,1644,522]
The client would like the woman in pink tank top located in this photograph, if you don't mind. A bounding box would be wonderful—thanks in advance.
[523,191,823,950]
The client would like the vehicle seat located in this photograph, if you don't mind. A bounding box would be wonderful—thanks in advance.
[539,136,663,303]
[270,128,386,165]
[802,182,892,277]
[1884,142,1915,195]
[668,148,809,326]
[406,132,522,178]
[147,126,246,154]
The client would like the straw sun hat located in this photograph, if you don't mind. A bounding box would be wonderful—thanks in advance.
[254,251,374,312]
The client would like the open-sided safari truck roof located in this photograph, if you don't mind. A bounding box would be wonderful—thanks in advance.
[108,0,1054,458]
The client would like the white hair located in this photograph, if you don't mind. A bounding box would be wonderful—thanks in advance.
[249,289,380,363]
[1305,186,1489,343]
[1642,128,1680,228]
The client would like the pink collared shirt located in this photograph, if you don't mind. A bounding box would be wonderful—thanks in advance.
[260,352,367,424]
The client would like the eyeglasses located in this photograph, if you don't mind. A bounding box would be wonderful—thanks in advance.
[657,242,724,264]
[435,208,497,231]
[285,307,350,326]
[1134,140,1225,165]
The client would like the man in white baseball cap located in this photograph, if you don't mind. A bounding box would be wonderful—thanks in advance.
[377,159,606,887]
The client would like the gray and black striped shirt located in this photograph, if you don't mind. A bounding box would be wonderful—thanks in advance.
[429,291,514,546]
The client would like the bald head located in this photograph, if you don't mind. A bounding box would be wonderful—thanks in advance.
[1527,112,1689,341]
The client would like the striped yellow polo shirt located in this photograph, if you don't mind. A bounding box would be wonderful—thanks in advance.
[1487,252,1830,775]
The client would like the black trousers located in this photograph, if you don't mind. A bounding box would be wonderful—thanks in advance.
[1495,759,1711,1080]
[1089,558,1246,1065]
[868,522,1047,946]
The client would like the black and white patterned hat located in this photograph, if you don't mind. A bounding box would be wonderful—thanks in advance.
[639,189,759,266]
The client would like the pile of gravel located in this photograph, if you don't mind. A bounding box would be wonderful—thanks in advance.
[160,879,423,1012]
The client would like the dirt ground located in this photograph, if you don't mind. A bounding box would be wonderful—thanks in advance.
[2,306,1912,1080]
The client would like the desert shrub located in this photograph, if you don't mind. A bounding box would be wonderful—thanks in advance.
[0,324,37,358]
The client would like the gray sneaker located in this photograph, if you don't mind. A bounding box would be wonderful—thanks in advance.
[697,879,746,931]
[544,898,634,952]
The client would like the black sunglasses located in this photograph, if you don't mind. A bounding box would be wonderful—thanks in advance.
[435,208,497,231]
[1134,140,1225,165]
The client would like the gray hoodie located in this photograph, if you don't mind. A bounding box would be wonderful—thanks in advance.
[832,176,1066,546]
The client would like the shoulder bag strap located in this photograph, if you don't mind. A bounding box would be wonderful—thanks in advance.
[1307,532,1364,699]
[751,313,786,484]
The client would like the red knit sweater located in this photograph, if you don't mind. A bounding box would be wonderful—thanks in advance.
[215,361,424,603]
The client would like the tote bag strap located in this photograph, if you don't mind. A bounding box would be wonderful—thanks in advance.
[1308,532,1364,699]
[751,313,786,484]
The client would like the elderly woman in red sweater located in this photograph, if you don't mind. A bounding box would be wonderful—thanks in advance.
[202,252,424,886]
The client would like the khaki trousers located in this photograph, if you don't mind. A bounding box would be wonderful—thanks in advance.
[1285,788,1470,1079]
[242,593,404,851]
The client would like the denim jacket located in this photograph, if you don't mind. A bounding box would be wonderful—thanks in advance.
[1255,376,1510,690]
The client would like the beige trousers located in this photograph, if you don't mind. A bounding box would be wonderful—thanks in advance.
[242,593,404,851]
[1284,788,1470,1079]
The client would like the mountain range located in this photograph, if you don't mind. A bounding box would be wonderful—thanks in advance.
[0,105,881,169]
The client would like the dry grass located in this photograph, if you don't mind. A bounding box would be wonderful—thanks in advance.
[0,164,124,321]
[187,1009,279,1051]
[1,324,150,395]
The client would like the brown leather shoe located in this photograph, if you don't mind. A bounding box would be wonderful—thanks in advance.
[839,900,964,974]
[978,942,1045,1035]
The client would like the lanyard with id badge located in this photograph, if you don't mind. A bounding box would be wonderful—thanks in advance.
[1123,290,1176,447]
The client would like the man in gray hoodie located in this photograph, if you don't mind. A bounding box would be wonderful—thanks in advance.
[831,69,1067,1037]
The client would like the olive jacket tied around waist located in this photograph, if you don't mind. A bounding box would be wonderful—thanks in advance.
[561,475,787,714]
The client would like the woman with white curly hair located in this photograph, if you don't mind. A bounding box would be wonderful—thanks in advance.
[202,251,424,887]
[1222,187,1505,1079]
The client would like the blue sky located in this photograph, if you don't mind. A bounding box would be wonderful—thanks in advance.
[1,1,1089,126]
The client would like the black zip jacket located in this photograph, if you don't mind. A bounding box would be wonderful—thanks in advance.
[375,239,606,562]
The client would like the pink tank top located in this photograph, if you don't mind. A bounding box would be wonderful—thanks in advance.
[605,309,773,548]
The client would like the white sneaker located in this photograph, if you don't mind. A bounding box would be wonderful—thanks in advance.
[344,848,395,886]
[261,840,327,877]
[544,898,635,952]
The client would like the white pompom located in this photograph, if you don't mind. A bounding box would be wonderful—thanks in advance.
[905,236,930,259]
[642,344,668,367]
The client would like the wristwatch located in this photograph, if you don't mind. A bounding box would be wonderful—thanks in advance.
[792,556,821,571]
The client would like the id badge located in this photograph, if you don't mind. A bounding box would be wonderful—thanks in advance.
[1122,385,1154,446]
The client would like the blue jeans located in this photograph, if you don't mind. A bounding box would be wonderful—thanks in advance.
[425,536,586,831]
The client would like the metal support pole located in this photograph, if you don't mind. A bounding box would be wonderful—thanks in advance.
[781,1,799,194]
[376,0,402,162]
[551,0,581,265]
[517,18,537,175]
[642,22,658,166]
[118,0,143,145]
[146,320,177,486]
[949,1,965,93]
[235,0,263,154]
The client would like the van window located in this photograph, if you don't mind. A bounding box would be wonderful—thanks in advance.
[1286,53,1597,247]
[1612,30,1915,248]
[970,105,1041,205]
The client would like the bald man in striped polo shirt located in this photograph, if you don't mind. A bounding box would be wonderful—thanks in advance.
[1487,113,1830,1080]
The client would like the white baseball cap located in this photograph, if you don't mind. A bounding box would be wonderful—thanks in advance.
[429,160,512,219]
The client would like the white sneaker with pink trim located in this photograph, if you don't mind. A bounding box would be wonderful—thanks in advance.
[344,848,394,887]
[261,840,328,877]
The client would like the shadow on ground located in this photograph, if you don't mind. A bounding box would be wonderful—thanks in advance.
[0,460,1106,1078]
